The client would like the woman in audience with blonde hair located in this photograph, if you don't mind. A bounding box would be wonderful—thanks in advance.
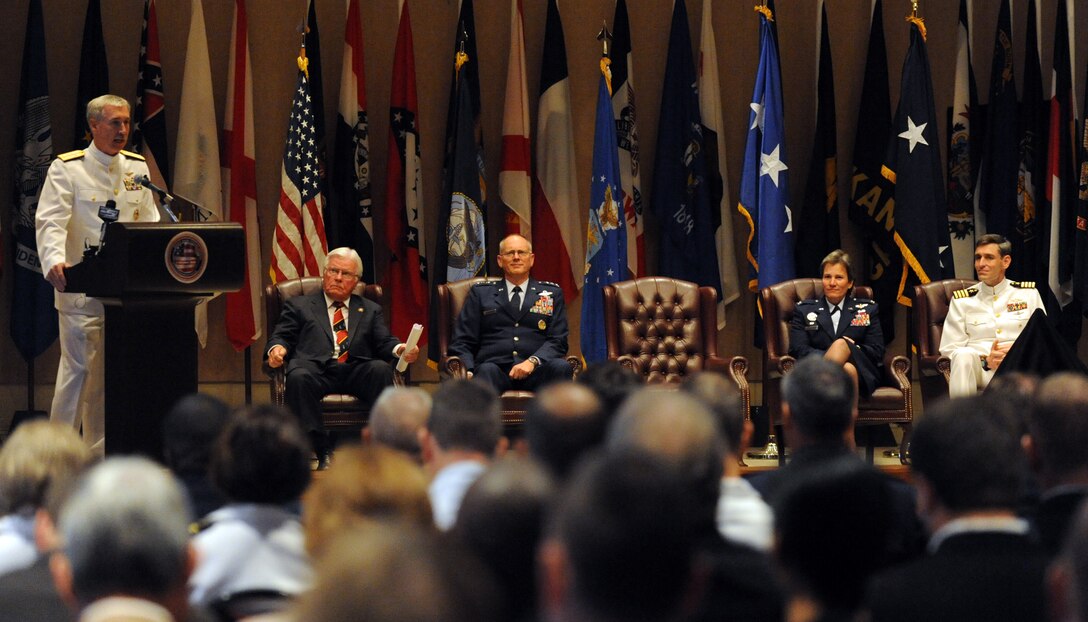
[302,444,432,558]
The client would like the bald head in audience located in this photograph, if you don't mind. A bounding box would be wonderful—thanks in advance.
[365,386,432,462]
[526,382,605,480]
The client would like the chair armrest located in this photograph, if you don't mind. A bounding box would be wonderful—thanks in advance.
[565,356,584,379]
[772,355,797,376]
[884,355,912,391]
[918,353,952,383]
[616,355,638,376]
[444,356,470,380]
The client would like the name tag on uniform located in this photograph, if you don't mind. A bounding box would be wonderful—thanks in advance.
[851,312,870,327]
[483,308,497,316]
[1007,300,1028,312]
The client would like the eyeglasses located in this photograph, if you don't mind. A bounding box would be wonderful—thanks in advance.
[325,267,359,279]
[500,250,532,258]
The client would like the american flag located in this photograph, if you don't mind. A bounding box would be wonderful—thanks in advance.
[271,69,328,282]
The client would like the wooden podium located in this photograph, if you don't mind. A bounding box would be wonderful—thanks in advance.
[65,222,244,458]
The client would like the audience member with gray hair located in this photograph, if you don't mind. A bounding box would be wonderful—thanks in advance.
[364,386,432,462]
[0,420,93,577]
[51,456,194,622]
[1025,372,1088,557]
[607,388,784,622]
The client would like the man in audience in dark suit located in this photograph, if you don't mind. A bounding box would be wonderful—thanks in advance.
[606,389,784,622]
[266,247,419,467]
[1024,372,1088,558]
[449,234,572,393]
[867,398,1049,621]
[1048,503,1088,622]
[749,358,924,564]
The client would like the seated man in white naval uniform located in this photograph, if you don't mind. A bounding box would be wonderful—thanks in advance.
[35,94,159,452]
[939,234,1045,397]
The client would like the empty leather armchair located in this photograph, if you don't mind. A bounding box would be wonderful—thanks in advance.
[601,277,751,417]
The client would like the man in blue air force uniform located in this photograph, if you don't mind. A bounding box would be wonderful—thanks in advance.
[450,234,572,393]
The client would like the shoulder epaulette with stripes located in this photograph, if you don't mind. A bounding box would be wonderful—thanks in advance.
[120,149,145,161]
[57,150,84,162]
[1011,281,1035,289]
[953,287,979,299]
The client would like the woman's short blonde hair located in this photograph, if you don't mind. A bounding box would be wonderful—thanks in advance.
[302,444,432,558]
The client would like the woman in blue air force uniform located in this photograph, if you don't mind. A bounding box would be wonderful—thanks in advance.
[789,250,884,400]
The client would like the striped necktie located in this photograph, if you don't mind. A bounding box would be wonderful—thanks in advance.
[333,302,348,363]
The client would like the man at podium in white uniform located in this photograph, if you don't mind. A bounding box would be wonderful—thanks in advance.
[35,94,159,453]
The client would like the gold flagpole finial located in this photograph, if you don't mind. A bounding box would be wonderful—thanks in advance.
[455,21,469,74]
[296,21,309,79]
[597,22,613,96]
[754,4,774,21]
[906,0,927,40]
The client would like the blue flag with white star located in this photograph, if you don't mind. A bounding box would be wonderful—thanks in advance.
[738,8,793,294]
[581,65,627,364]
[881,22,953,302]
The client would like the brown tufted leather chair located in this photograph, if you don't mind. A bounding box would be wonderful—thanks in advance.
[264,278,404,432]
[912,279,976,408]
[601,277,751,417]
[761,279,912,463]
[435,277,583,433]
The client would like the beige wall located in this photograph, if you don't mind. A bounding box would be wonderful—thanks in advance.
[0,0,1086,419]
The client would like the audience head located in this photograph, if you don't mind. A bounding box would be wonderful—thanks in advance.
[453,457,556,621]
[161,393,230,475]
[526,382,606,480]
[0,420,93,515]
[1027,373,1088,484]
[211,404,311,505]
[1049,502,1088,622]
[541,450,695,622]
[52,457,192,614]
[773,455,893,613]
[910,397,1025,521]
[682,371,748,458]
[607,388,725,525]
[366,386,432,461]
[302,444,431,558]
[984,371,1040,436]
[426,380,502,458]
[576,361,643,416]
[292,523,500,622]
[781,357,855,445]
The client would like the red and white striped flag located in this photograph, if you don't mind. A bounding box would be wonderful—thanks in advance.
[384,0,428,343]
[499,0,531,236]
[531,0,581,299]
[270,63,329,283]
[222,0,262,351]
[175,0,221,347]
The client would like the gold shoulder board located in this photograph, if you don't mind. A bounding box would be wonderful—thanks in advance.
[1012,281,1035,288]
[120,149,145,161]
[953,288,979,299]
[57,150,85,162]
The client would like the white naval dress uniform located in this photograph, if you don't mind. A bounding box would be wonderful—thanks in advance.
[35,143,159,452]
[938,278,1045,397]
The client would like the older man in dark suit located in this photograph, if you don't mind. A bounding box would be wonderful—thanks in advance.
[266,247,418,465]
[449,234,571,393]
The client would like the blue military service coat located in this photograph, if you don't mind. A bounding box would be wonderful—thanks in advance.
[789,295,885,397]
[450,278,569,371]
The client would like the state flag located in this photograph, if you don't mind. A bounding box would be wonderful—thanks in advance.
[132,0,170,191]
[499,0,531,237]
[978,0,1019,241]
[612,0,644,279]
[73,0,108,150]
[1015,0,1044,285]
[946,0,979,278]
